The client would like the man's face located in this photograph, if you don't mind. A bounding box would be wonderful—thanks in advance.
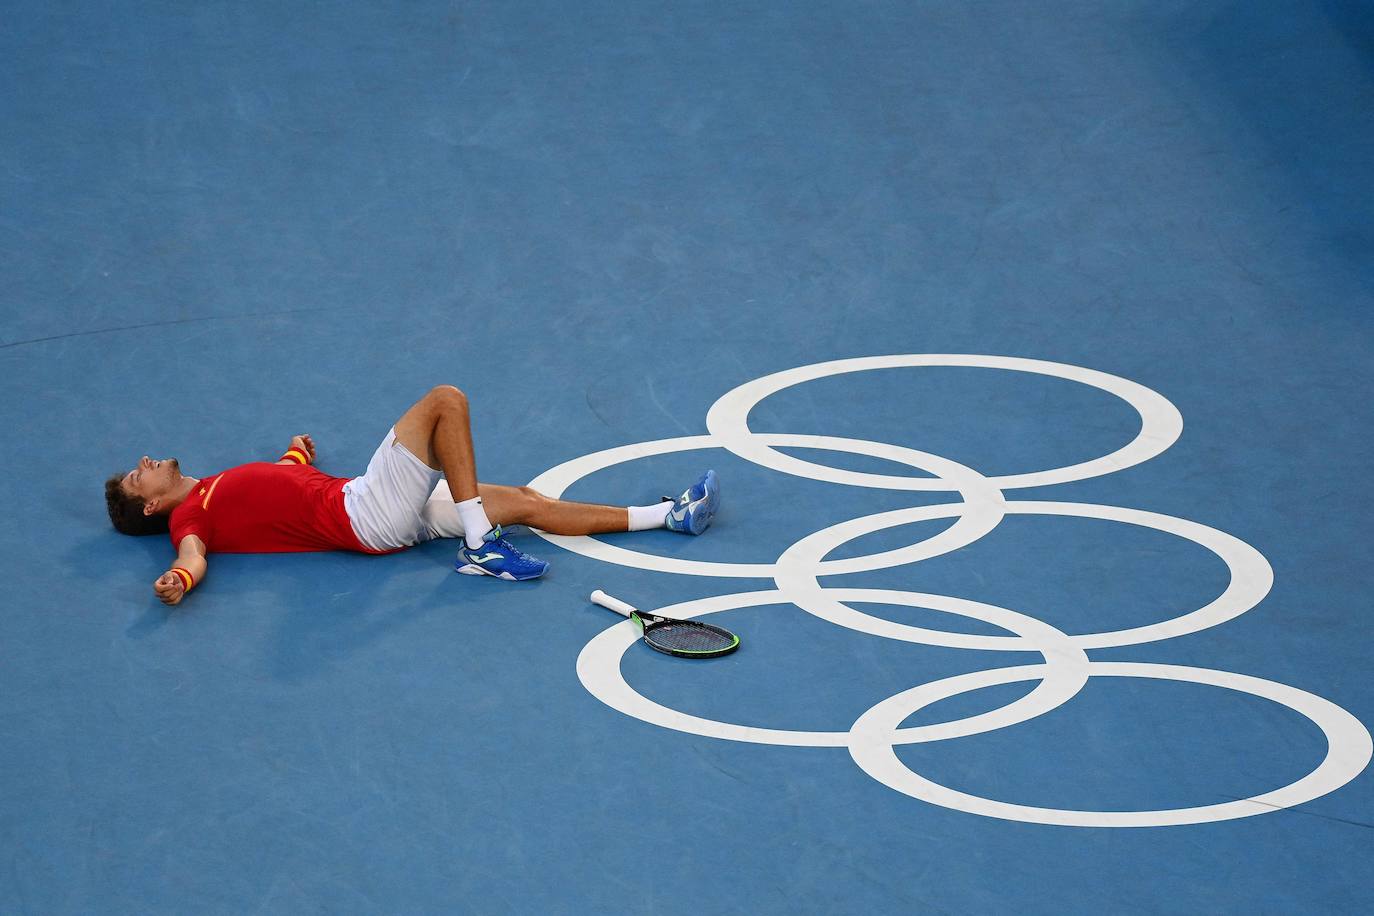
[120,456,182,515]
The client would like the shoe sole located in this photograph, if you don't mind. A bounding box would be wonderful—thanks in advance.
[687,470,720,535]
[455,562,546,581]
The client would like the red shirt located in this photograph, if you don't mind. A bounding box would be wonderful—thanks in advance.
[168,462,390,555]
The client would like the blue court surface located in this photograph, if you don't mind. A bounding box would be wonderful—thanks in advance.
[3,2,1373,912]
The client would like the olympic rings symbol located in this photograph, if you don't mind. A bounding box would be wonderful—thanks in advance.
[529,355,1372,827]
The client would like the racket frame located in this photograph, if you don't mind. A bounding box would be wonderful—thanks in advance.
[589,590,740,658]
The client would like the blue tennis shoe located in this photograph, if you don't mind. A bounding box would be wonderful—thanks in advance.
[456,526,549,580]
[665,469,720,535]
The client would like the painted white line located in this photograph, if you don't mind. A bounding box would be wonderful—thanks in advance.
[849,662,1373,827]
[705,354,1182,490]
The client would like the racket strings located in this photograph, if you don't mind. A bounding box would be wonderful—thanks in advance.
[644,620,736,654]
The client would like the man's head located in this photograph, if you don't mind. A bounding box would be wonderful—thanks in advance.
[104,456,184,536]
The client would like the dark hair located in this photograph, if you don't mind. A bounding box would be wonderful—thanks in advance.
[104,473,170,536]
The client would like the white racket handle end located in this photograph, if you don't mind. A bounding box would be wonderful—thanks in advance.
[590,589,638,617]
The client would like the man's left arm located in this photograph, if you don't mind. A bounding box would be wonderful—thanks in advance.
[276,434,316,466]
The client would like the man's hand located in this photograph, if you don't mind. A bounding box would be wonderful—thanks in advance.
[290,434,316,465]
[156,535,206,607]
[154,571,186,606]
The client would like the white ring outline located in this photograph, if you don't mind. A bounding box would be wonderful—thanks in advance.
[848,661,1374,827]
[528,433,1006,579]
[775,500,1274,650]
[705,354,1184,491]
[577,589,1089,747]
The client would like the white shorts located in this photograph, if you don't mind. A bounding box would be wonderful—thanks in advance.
[342,428,468,551]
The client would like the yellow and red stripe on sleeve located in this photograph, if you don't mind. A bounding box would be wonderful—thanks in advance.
[280,448,309,465]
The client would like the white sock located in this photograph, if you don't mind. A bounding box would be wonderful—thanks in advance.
[456,496,494,549]
[627,501,671,531]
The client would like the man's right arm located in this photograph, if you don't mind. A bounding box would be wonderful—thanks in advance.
[153,534,208,606]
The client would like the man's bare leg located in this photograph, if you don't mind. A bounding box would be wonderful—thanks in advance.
[393,385,482,502]
[476,484,630,535]
[394,386,632,536]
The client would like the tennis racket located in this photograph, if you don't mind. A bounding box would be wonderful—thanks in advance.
[589,590,740,659]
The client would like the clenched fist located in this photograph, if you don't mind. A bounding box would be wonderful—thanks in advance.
[154,571,186,606]
[290,434,316,465]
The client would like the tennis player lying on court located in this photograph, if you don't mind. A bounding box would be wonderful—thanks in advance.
[104,385,720,605]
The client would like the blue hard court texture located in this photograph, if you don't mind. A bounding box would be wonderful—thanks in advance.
[1,1,1372,913]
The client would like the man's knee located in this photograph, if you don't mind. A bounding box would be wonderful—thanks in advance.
[427,385,468,414]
